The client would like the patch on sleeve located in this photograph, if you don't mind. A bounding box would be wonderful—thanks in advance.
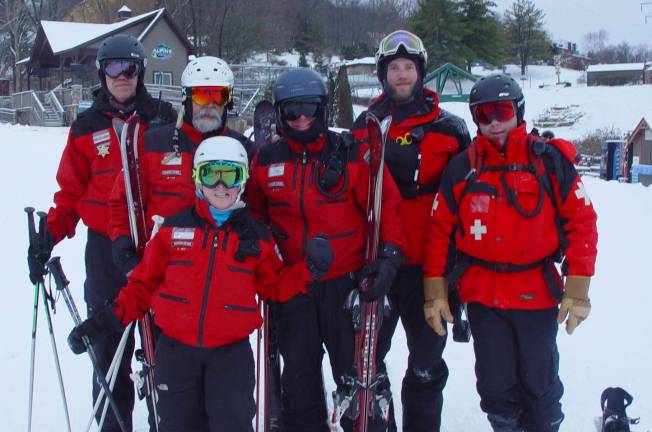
[92,129,111,145]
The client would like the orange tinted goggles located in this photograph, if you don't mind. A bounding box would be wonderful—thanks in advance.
[191,86,232,107]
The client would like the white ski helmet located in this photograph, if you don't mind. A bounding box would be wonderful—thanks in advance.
[193,136,248,169]
[181,56,234,88]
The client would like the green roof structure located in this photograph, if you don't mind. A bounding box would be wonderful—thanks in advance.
[424,63,478,102]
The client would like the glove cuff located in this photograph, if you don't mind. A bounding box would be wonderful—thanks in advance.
[424,277,448,301]
[564,276,590,300]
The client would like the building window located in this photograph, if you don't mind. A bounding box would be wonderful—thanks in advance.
[153,71,173,86]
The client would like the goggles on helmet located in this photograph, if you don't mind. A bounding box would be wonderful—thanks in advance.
[472,101,516,124]
[193,160,248,189]
[191,86,233,107]
[280,97,322,121]
[102,59,141,79]
[378,30,426,59]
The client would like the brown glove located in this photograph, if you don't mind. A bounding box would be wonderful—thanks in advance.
[424,277,454,337]
[557,276,591,335]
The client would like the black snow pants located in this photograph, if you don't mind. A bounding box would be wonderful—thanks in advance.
[467,303,564,432]
[85,229,135,432]
[376,265,449,432]
[153,335,255,432]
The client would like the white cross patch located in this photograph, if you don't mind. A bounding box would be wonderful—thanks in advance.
[574,182,591,206]
[470,219,487,241]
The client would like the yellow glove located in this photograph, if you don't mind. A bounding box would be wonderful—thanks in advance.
[424,277,454,337]
[557,276,591,335]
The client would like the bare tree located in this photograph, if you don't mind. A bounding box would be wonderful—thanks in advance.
[0,0,33,90]
[504,0,550,75]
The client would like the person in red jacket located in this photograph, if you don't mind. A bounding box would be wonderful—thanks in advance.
[68,136,333,432]
[247,68,406,432]
[26,34,175,432]
[423,74,598,432]
[109,56,252,275]
[352,30,471,432]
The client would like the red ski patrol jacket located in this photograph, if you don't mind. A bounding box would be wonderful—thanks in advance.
[107,121,253,240]
[47,87,175,242]
[113,197,311,348]
[247,130,406,279]
[353,88,471,265]
[424,123,598,309]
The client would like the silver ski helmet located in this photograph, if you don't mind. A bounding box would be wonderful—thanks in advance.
[469,74,525,125]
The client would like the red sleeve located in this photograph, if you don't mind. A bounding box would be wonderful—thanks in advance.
[353,142,407,251]
[246,152,270,224]
[556,176,598,276]
[423,190,458,278]
[254,237,311,302]
[46,129,87,242]
[113,229,169,324]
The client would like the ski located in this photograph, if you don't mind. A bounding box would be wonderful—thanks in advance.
[253,100,283,432]
[117,113,160,432]
[331,112,392,432]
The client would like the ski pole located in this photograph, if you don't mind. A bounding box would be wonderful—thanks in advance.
[26,206,39,432]
[94,323,132,432]
[35,212,72,432]
[46,256,129,432]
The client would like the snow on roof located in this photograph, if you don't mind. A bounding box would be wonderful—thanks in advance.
[15,56,30,65]
[118,5,132,13]
[40,8,162,54]
[342,57,375,67]
[586,63,645,73]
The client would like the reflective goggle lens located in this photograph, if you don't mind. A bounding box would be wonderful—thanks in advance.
[473,101,516,124]
[280,98,321,121]
[103,60,140,79]
[191,86,232,107]
[380,30,423,56]
[194,161,247,189]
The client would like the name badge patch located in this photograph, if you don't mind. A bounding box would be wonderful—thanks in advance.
[172,228,195,240]
[268,163,285,177]
[92,129,111,145]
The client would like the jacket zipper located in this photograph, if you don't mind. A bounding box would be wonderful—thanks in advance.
[197,230,219,347]
[299,150,309,251]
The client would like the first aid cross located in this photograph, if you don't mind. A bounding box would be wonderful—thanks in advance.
[470,219,487,241]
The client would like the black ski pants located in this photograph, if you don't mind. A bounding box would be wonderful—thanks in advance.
[467,303,564,432]
[85,229,135,432]
[153,335,255,432]
[376,265,449,432]
[277,273,390,432]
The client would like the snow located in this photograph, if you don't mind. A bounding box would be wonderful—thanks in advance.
[243,51,342,68]
[340,57,376,67]
[40,9,162,55]
[586,63,646,73]
[3,63,652,431]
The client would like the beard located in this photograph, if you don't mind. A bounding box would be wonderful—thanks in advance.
[192,107,223,133]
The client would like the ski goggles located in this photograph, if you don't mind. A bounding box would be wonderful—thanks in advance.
[378,30,425,58]
[280,97,322,121]
[193,161,248,189]
[191,86,233,107]
[472,101,516,124]
[102,60,141,79]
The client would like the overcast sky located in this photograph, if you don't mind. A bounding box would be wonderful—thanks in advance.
[491,0,652,49]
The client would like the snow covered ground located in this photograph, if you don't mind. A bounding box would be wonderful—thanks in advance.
[3,64,652,431]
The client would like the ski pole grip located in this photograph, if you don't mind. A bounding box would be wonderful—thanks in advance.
[24,207,36,248]
[46,257,69,291]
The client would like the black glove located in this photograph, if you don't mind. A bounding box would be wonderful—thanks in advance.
[112,236,141,275]
[67,305,124,355]
[27,227,55,285]
[305,236,334,282]
[358,243,402,302]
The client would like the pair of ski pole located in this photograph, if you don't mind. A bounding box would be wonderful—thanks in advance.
[25,207,129,432]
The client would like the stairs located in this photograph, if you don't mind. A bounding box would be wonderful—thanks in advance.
[42,98,64,127]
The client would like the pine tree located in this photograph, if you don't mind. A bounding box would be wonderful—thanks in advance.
[504,0,552,75]
[459,0,505,71]
[334,66,353,129]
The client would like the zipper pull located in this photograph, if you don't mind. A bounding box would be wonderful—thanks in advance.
[302,151,307,164]
[213,231,219,248]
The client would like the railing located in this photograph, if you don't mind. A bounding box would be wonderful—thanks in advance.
[12,90,45,125]
[0,107,16,123]
[144,83,183,109]
[47,90,65,122]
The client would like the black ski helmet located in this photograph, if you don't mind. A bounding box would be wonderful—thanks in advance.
[96,34,147,86]
[273,68,329,142]
[469,74,525,125]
